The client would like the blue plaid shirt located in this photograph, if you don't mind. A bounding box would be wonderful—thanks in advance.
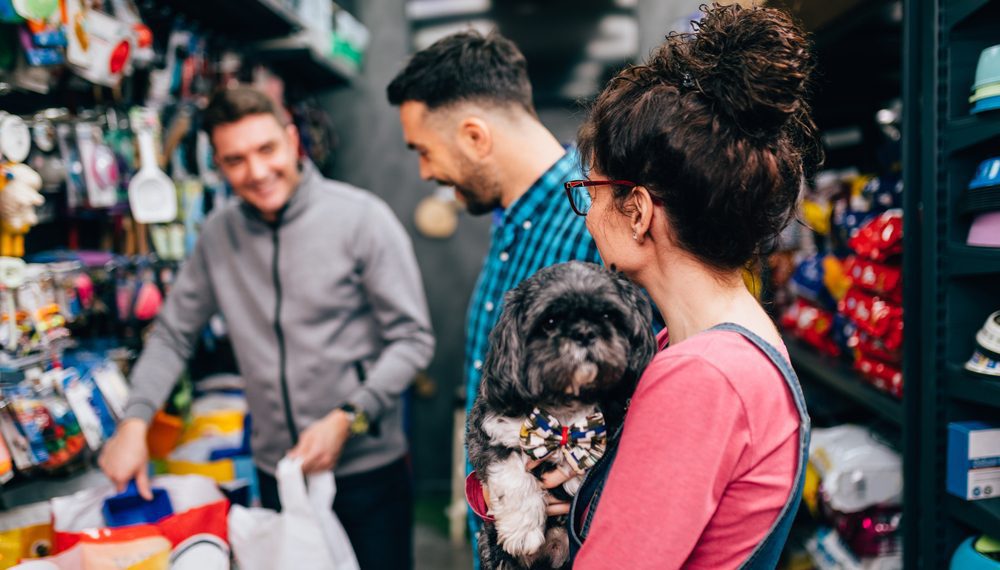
[465,147,601,545]
[464,147,600,414]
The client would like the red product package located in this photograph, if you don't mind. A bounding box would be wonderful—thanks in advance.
[781,298,841,357]
[843,256,903,304]
[832,505,902,558]
[848,210,903,262]
[849,330,903,364]
[854,355,903,399]
[839,288,904,352]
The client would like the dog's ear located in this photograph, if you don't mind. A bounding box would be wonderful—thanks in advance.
[610,272,658,378]
[479,285,531,407]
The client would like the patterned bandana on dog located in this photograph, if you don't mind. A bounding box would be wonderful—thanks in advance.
[519,407,607,474]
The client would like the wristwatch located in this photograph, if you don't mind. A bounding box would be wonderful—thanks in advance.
[339,403,370,437]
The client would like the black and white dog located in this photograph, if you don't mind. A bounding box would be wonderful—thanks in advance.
[467,262,656,569]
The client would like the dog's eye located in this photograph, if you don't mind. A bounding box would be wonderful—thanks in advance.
[543,317,557,331]
[603,313,610,320]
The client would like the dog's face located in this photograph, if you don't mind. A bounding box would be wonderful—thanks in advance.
[481,262,656,411]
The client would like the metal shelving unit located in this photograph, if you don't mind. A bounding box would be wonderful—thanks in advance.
[784,336,904,426]
[157,0,304,41]
[914,0,1000,565]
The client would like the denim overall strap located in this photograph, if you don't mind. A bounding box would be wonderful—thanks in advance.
[712,323,811,570]
[568,323,810,568]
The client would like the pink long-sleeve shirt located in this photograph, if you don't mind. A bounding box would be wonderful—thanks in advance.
[575,328,800,569]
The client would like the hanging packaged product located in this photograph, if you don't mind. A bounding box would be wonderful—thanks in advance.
[74,122,119,209]
[844,256,903,304]
[839,287,904,352]
[780,298,841,357]
[854,354,903,399]
[0,256,26,352]
[0,422,13,483]
[848,210,904,263]
[58,366,117,451]
[128,110,177,224]
[0,112,32,164]
[849,330,903,365]
[2,388,52,469]
[16,25,62,67]
[64,2,136,87]
[0,396,38,472]
[790,254,839,311]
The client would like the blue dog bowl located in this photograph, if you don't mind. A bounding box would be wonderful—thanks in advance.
[951,537,1000,569]
[972,94,1000,114]
[102,480,174,527]
[969,157,1000,190]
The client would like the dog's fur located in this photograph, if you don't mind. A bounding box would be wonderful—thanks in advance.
[467,262,657,570]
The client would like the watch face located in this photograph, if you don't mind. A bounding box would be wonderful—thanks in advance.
[0,114,31,163]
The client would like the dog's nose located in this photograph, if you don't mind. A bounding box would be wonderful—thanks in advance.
[573,328,596,346]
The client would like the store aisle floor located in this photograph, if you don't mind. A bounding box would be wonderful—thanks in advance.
[415,523,474,570]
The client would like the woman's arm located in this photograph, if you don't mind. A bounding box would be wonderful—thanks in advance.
[575,354,751,569]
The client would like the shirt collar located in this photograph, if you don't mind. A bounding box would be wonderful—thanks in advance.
[494,146,579,229]
[239,159,319,226]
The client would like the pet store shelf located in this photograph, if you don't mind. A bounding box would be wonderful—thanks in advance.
[947,496,1000,536]
[945,244,1000,276]
[946,364,1000,408]
[0,467,109,510]
[944,115,1000,155]
[160,0,303,40]
[252,43,356,89]
[783,335,904,426]
[943,0,994,30]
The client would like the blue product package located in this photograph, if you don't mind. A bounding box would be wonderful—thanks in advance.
[102,480,174,527]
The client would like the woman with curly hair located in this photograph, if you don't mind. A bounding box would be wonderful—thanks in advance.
[547,4,823,568]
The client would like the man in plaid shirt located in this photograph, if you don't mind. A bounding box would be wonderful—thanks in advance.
[388,30,601,557]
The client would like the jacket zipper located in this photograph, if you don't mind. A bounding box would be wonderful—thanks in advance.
[271,221,299,445]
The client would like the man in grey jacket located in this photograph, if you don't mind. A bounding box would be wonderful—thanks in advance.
[99,86,434,570]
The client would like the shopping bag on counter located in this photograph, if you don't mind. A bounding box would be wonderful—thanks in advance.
[50,475,228,554]
[0,502,53,568]
[228,457,358,570]
[11,526,171,570]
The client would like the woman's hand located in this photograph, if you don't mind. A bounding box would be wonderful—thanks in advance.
[526,458,575,516]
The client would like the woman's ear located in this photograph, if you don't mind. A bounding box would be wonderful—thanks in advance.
[629,186,655,243]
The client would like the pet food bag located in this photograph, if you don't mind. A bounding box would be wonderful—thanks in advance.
[0,502,53,569]
[809,425,903,513]
[50,474,227,554]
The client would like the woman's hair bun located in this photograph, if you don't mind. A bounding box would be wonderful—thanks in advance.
[660,4,814,139]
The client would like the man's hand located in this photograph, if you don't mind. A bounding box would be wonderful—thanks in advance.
[98,418,153,500]
[287,409,352,473]
[526,458,575,516]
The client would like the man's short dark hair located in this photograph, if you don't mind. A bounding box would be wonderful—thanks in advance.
[387,30,535,114]
[202,86,285,135]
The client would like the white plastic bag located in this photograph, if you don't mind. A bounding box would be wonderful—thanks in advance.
[228,457,359,570]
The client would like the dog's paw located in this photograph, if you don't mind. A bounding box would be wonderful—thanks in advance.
[498,526,547,558]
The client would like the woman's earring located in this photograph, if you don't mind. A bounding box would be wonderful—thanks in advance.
[632,231,638,240]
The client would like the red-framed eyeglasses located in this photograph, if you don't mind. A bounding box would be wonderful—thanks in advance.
[564,179,638,216]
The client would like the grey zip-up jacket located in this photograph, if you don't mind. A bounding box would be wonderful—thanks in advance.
[124,161,434,475]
